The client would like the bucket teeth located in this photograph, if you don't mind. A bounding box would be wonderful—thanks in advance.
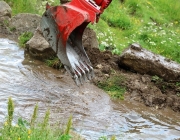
[64,61,94,86]
[74,61,94,85]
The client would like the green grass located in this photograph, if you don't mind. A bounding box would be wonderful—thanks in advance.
[0,98,117,140]
[5,0,180,62]
[4,0,38,15]
[89,0,180,62]
[0,97,74,140]
[97,76,126,100]
[18,31,33,48]
[4,0,60,15]
[45,57,63,69]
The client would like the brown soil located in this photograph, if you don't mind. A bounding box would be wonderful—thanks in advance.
[0,24,18,41]
[85,47,180,112]
[1,24,179,112]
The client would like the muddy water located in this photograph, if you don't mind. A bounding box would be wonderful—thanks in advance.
[0,38,180,140]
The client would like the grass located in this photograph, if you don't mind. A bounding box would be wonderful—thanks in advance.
[18,32,33,48]
[0,97,74,140]
[89,0,180,62]
[4,0,60,15]
[4,0,180,62]
[0,97,117,140]
[4,0,38,15]
[45,57,63,69]
[97,76,126,100]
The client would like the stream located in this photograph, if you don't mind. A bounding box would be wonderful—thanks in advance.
[0,38,180,140]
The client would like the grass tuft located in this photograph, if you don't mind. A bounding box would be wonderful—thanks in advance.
[97,76,126,100]
[0,98,77,140]
[18,32,33,48]
[7,97,14,128]
[30,103,38,128]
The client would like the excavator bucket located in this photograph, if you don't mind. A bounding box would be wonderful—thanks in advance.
[40,0,112,85]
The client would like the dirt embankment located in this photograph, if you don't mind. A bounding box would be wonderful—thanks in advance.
[85,46,180,112]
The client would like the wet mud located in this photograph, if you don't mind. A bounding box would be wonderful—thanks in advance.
[85,46,180,112]
[0,38,180,140]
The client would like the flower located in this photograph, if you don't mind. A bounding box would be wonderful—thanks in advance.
[174,21,178,24]
[28,129,31,135]
[4,121,8,126]
[15,124,19,127]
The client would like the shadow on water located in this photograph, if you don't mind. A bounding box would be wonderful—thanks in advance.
[0,38,180,140]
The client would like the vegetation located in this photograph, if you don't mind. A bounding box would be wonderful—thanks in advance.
[18,32,33,48]
[3,0,180,62]
[97,76,126,100]
[3,0,59,15]
[0,97,117,140]
[45,57,63,69]
[0,97,76,140]
[89,0,180,63]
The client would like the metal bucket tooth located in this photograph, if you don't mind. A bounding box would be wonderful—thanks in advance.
[79,61,88,82]
[85,63,94,80]
[76,64,87,83]
[74,74,81,86]
[74,60,94,84]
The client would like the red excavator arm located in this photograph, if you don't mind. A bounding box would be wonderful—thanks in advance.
[40,0,112,85]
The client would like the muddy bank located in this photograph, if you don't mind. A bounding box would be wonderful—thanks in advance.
[85,46,180,112]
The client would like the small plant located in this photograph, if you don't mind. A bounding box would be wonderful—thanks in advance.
[176,82,180,87]
[151,75,162,83]
[30,103,38,128]
[111,135,116,140]
[0,98,74,140]
[45,57,63,69]
[99,136,108,140]
[97,76,126,100]
[9,27,16,32]
[18,32,33,48]
[37,0,60,15]
[59,116,72,140]
[41,109,50,131]
[3,19,9,27]
[7,97,14,127]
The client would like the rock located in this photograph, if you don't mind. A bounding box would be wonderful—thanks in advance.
[25,25,100,60]
[118,43,180,81]
[96,64,103,69]
[25,27,56,60]
[0,1,12,22]
[101,65,111,74]
[82,27,99,49]
[9,13,41,35]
